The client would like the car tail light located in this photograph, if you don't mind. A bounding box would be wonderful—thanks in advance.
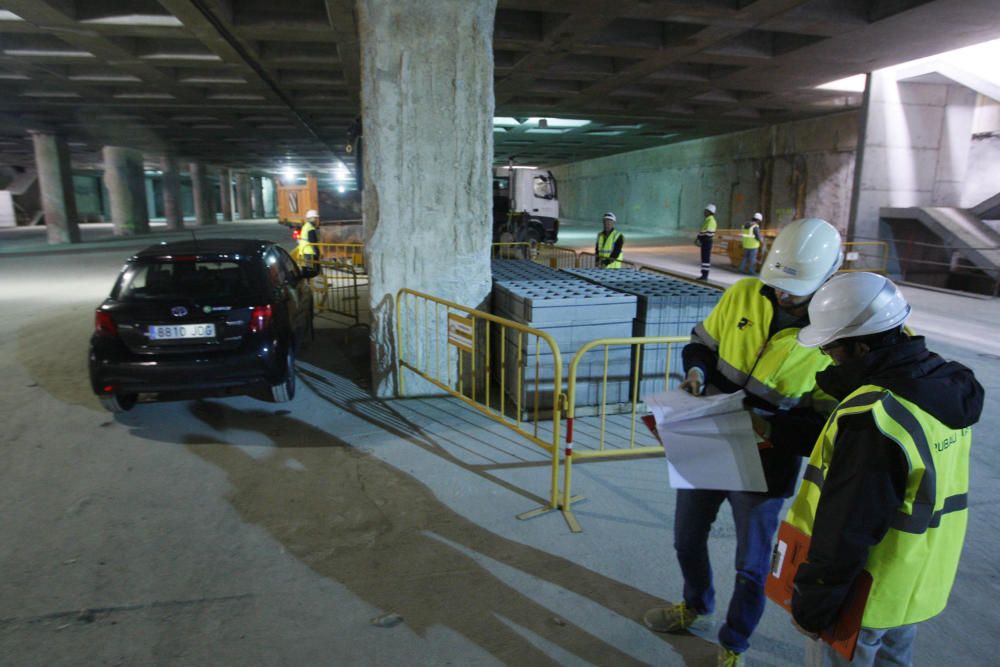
[292,228,301,240]
[249,305,273,333]
[95,310,117,336]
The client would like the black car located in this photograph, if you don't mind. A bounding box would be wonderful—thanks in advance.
[89,239,316,412]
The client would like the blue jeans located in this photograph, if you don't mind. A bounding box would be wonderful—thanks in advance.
[804,625,917,666]
[674,488,784,654]
[739,248,758,274]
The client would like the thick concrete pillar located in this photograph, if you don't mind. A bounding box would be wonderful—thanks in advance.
[102,146,149,236]
[161,155,183,230]
[219,167,233,221]
[235,173,251,220]
[30,131,80,244]
[189,162,215,226]
[359,0,496,397]
[251,176,264,218]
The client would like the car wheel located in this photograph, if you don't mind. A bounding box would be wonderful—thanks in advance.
[99,393,136,413]
[270,346,296,402]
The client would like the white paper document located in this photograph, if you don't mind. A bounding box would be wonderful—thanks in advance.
[644,390,767,492]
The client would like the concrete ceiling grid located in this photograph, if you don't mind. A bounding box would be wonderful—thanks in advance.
[0,0,358,179]
[0,1,1000,172]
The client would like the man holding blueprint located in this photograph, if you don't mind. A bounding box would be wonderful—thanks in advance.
[643,218,844,667]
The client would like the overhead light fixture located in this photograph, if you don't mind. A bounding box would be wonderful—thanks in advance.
[816,74,867,93]
[282,166,298,180]
[81,15,183,27]
[4,48,95,58]
[525,117,590,128]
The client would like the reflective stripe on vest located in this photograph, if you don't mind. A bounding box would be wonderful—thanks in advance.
[692,278,831,409]
[742,223,761,249]
[598,229,623,268]
[786,387,971,628]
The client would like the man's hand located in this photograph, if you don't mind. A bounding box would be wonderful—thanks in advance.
[679,368,705,395]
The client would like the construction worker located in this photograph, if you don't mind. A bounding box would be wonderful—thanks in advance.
[644,217,844,667]
[596,211,624,268]
[696,203,718,280]
[739,212,764,275]
[299,209,319,267]
[787,272,982,667]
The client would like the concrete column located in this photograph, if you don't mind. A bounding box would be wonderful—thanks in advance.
[235,173,251,220]
[189,162,215,226]
[161,155,183,230]
[359,0,496,397]
[219,167,233,221]
[251,176,264,218]
[30,131,80,244]
[102,146,149,236]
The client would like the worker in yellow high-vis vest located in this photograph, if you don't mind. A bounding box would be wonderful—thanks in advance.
[788,272,982,666]
[644,218,845,667]
[299,209,319,268]
[696,203,718,280]
[596,211,624,268]
[739,212,763,275]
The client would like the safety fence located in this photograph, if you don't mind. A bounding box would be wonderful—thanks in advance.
[841,241,889,274]
[292,243,368,324]
[395,287,566,522]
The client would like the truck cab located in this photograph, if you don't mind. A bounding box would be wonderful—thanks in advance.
[493,167,559,244]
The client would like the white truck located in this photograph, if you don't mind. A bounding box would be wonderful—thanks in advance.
[492,166,559,244]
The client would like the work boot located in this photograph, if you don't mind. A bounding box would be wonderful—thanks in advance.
[717,646,744,666]
[643,602,703,633]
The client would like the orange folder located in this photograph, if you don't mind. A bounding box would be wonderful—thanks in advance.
[765,521,873,661]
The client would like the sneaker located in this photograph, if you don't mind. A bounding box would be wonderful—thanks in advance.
[643,602,702,633]
[717,646,744,667]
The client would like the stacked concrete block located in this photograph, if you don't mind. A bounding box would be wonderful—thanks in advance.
[491,260,636,411]
[563,268,721,399]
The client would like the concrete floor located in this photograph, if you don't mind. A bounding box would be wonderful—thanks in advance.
[0,220,997,666]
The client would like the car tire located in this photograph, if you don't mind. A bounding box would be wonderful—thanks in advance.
[270,346,296,403]
[99,393,136,413]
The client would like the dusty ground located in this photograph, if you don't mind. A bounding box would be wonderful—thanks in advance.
[0,221,997,666]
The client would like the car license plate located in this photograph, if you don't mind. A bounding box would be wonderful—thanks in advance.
[149,323,216,340]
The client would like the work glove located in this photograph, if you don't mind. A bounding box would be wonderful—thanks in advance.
[679,367,705,395]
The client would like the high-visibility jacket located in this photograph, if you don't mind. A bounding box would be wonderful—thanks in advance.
[741,222,761,249]
[699,214,717,239]
[597,229,623,268]
[786,386,971,628]
[298,220,318,258]
[691,278,833,410]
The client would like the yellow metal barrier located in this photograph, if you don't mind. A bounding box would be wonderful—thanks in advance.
[840,241,889,274]
[395,288,571,525]
[712,228,777,271]
[560,336,688,532]
[292,243,368,323]
[491,242,533,260]
[535,245,580,269]
[575,251,641,270]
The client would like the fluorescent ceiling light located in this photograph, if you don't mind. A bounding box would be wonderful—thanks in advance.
[497,165,537,170]
[180,76,246,84]
[0,73,29,80]
[282,166,298,180]
[21,91,79,97]
[0,10,23,21]
[337,186,346,193]
[141,53,221,61]
[114,92,174,99]
[69,74,141,82]
[4,49,95,58]
[526,128,567,134]
[586,130,625,136]
[816,74,866,93]
[525,117,590,128]
[493,117,520,127]
[81,15,182,27]
[209,93,265,100]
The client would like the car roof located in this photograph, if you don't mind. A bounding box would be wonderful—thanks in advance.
[131,238,273,261]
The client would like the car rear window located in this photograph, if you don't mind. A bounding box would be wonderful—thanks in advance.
[114,259,259,300]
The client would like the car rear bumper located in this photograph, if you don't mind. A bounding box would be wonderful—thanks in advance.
[89,340,284,396]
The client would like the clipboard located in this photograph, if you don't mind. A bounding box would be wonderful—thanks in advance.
[765,521,873,661]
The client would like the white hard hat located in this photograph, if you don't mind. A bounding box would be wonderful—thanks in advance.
[759,217,843,296]
[705,203,717,214]
[602,211,616,222]
[798,272,911,347]
[305,209,319,219]
[752,212,763,221]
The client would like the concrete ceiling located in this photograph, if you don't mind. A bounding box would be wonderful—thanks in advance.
[0,0,999,176]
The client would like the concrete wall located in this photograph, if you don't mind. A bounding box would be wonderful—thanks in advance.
[964,133,1000,209]
[550,112,859,238]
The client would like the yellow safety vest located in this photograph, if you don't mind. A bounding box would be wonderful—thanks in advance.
[597,229,623,269]
[298,220,318,257]
[693,278,834,410]
[742,223,761,249]
[786,386,970,628]
[700,214,717,236]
